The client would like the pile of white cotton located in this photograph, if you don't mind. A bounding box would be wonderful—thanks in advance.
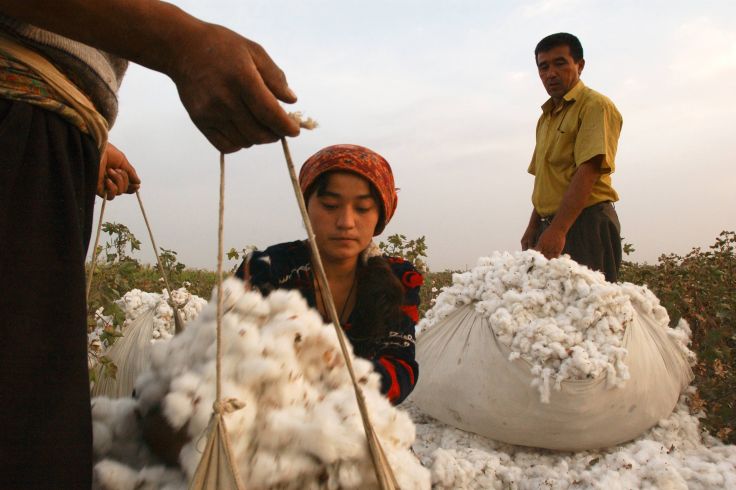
[419,251,693,402]
[88,287,206,364]
[407,390,736,489]
[92,278,430,489]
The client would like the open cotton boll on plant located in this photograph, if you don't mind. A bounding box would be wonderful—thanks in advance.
[419,250,693,402]
[92,278,430,490]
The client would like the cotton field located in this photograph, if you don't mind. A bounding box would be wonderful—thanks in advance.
[90,253,736,489]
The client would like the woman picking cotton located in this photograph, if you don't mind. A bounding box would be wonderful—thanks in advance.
[235,144,421,405]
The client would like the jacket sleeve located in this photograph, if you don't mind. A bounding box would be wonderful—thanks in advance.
[371,258,422,405]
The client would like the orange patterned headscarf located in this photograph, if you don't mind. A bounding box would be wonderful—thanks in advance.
[299,144,398,235]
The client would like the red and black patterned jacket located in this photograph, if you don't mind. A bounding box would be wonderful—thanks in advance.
[235,240,421,405]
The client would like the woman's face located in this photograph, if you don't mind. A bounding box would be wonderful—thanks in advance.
[307,172,380,263]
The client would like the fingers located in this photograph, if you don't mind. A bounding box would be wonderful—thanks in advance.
[201,126,248,154]
[172,26,301,153]
[200,112,285,154]
[97,142,141,198]
[240,61,300,139]
[120,160,141,194]
[103,168,129,200]
[247,39,297,104]
[231,110,280,146]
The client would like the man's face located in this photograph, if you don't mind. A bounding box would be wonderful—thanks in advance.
[536,45,584,101]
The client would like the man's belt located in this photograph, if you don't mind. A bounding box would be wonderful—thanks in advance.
[538,201,615,224]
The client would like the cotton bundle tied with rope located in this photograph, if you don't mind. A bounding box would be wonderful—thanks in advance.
[187,139,411,489]
[90,119,426,489]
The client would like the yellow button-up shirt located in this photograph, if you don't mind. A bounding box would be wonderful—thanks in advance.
[528,80,622,216]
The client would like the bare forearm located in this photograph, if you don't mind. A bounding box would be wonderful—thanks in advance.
[1,0,301,152]
[548,156,602,234]
[0,0,201,76]
[528,207,541,227]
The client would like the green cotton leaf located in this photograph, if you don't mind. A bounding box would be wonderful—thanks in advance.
[227,247,240,261]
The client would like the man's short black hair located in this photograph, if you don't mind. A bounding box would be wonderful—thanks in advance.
[535,33,583,62]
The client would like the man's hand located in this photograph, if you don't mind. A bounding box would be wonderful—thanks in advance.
[520,222,538,251]
[97,143,141,200]
[521,208,541,251]
[169,24,300,153]
[531,157,604,258]
[534,226,566,259]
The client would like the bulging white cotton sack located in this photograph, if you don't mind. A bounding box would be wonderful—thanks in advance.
[92,278,430,490]
[410,251,694,451]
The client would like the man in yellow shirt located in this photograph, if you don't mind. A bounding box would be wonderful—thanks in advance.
[521,32,623,282]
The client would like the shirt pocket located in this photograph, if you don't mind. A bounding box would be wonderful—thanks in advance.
[545,113,578,168]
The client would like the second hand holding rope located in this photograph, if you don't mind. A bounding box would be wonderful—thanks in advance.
[280,138,399,490]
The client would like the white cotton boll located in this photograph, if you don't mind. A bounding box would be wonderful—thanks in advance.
[210,277,246,311]
[111,398,140,440]
[258,405,310,448]
[178,442,203,480]
[388,446,432,490]
[169,371,201,396]
[134,374,168,415]
[267,289,309,317]
[93,459,139,490]
[245,450,283,488]
[233,290,270,318]
[187,383,220,436]
[336,461,365,488]
[162,392,194,431]
[93,421,113,457]
[91,396,115,424]
[136,466,187,490]
[194,302,217,324]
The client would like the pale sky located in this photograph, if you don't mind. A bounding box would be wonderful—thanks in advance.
[96,0,736,272]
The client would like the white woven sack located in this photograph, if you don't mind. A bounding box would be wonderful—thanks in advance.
[410,302,693,451]
[91,307,156,399]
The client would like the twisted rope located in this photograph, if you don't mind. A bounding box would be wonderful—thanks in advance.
[280,138,398,489]
[135,190,186,333]
[85,195,108,304]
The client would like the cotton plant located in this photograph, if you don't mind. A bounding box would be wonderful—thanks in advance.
[419,250,693,402]
[92,278,430,490]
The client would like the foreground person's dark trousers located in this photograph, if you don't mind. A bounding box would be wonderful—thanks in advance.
[534,201,622,282]
[0,99,99,489]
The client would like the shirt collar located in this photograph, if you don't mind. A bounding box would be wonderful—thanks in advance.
[541,80,586,114]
